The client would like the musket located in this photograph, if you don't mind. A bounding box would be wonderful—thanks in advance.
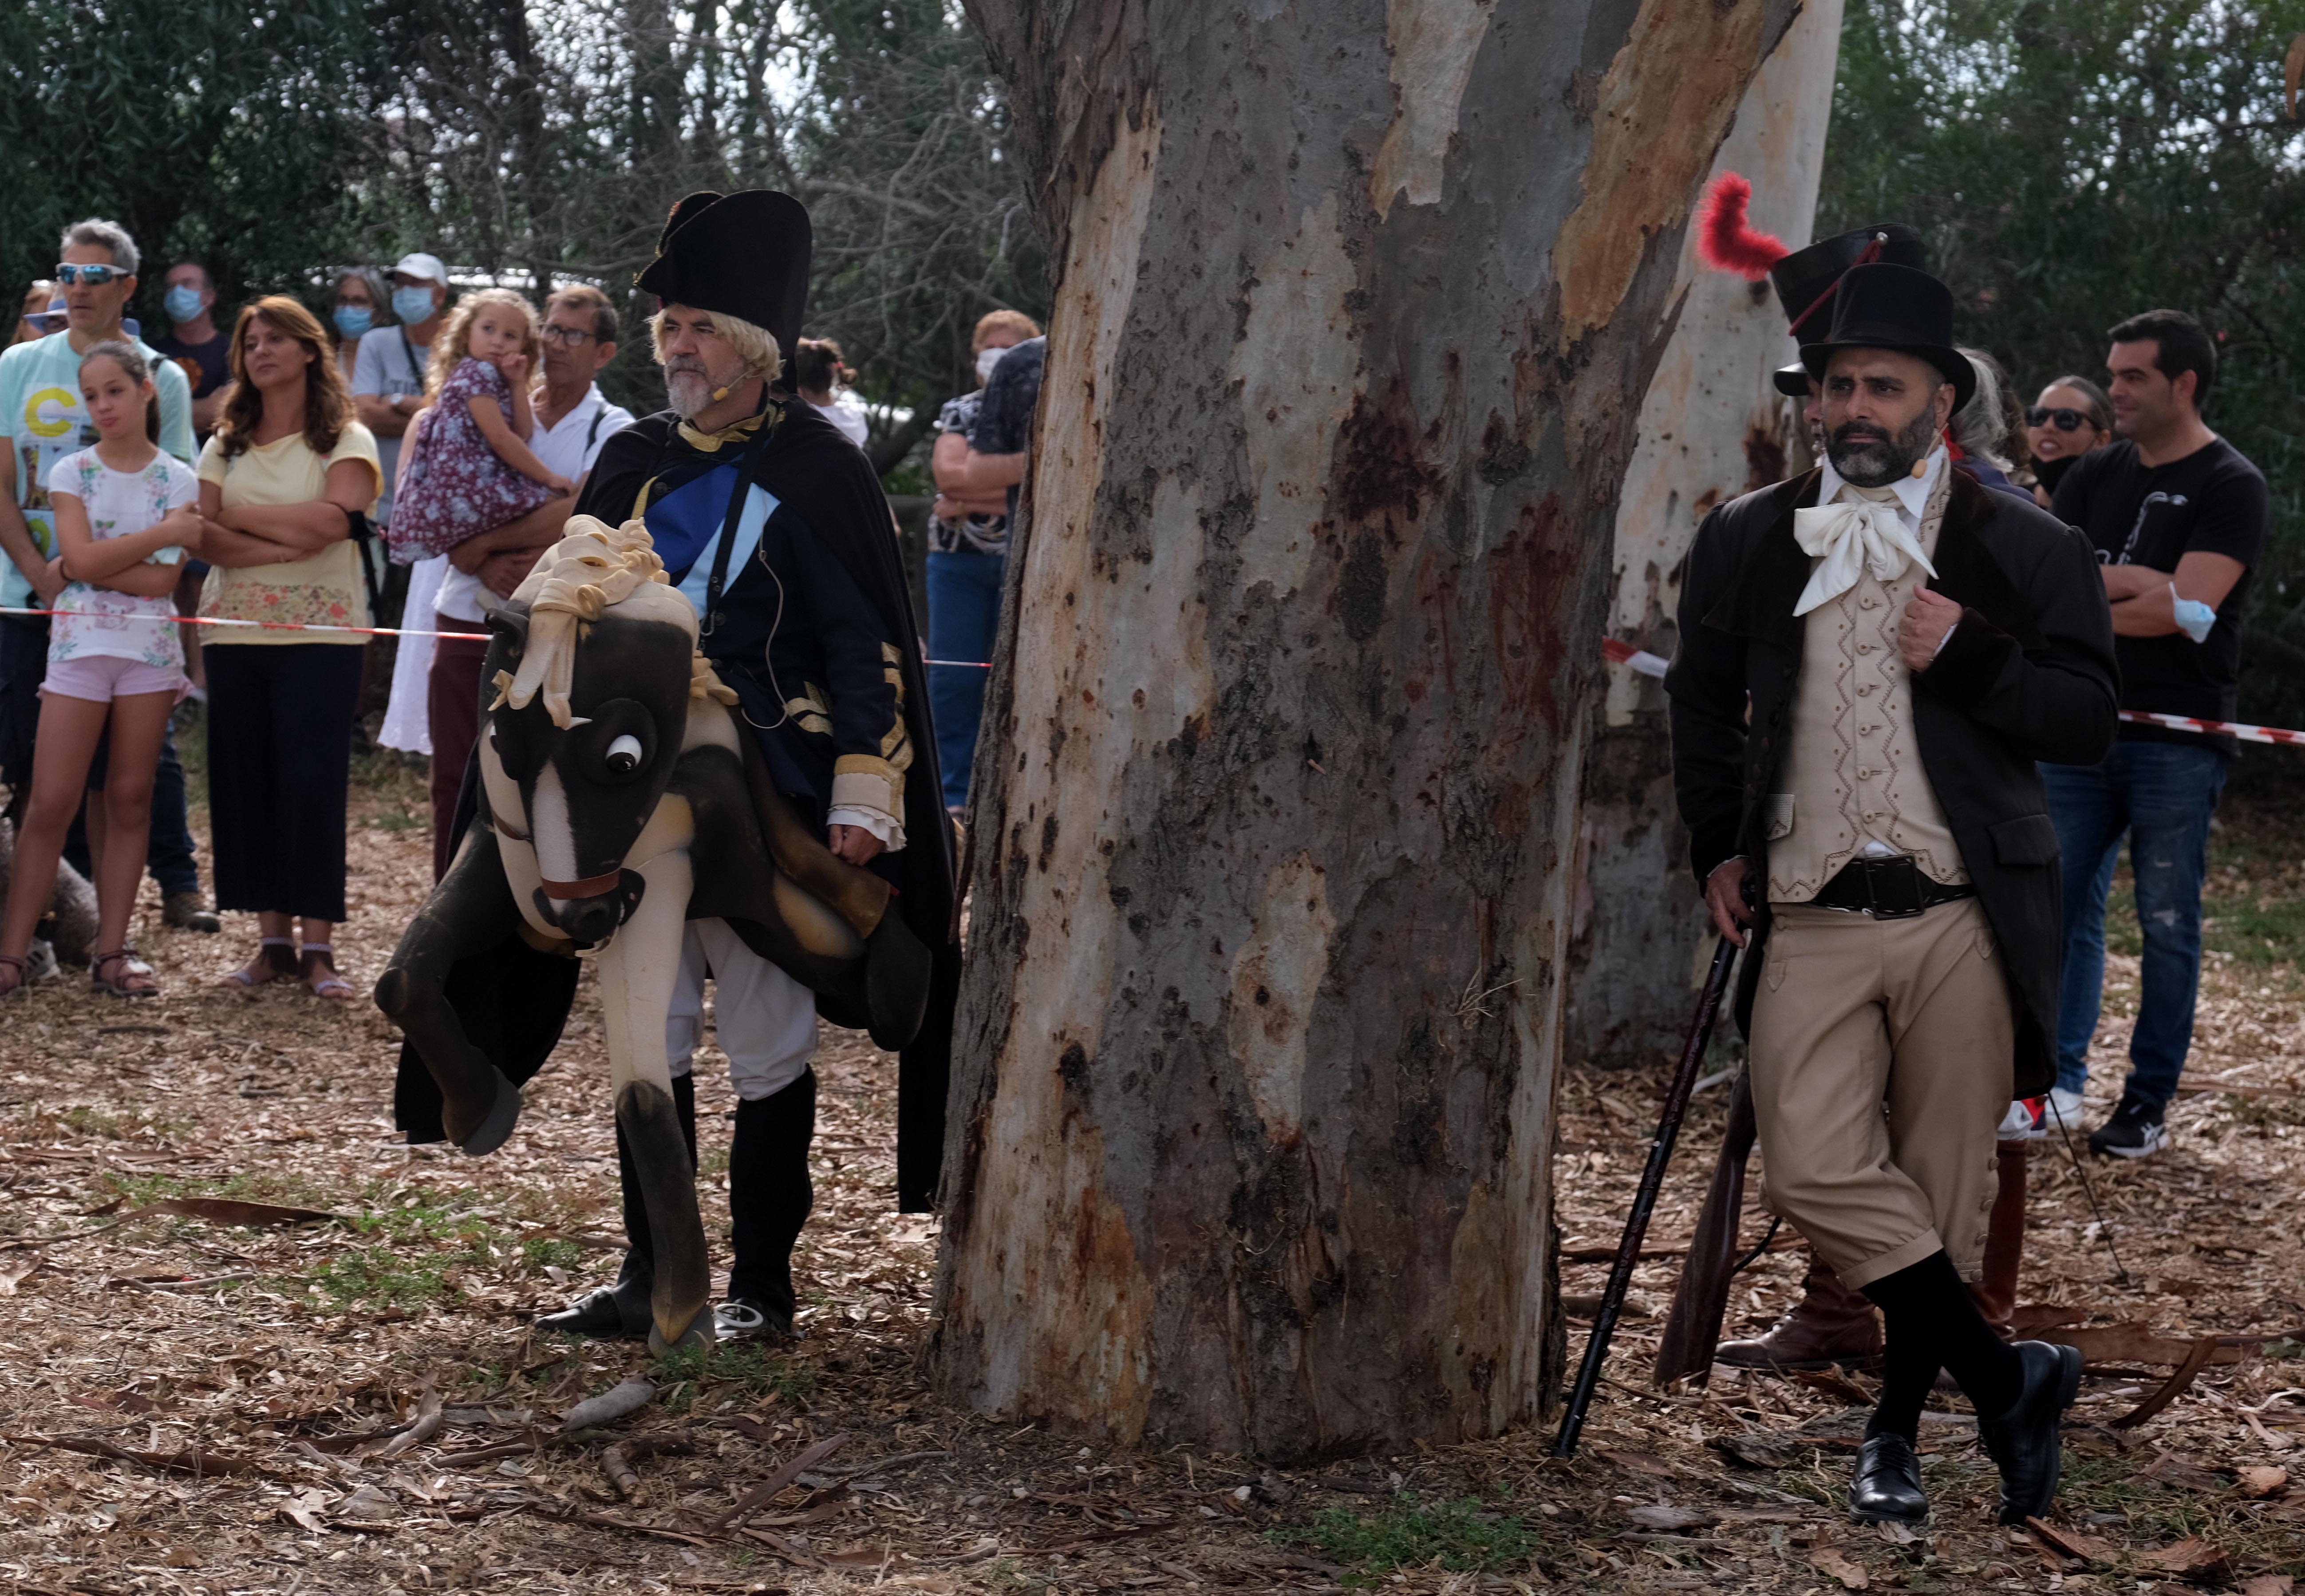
[1650,1065,1757,1387]
[1552,934,1740,1458]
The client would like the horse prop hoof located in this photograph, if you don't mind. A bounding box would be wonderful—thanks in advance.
[648,1311,715,1356]
[456,1066,524,1157]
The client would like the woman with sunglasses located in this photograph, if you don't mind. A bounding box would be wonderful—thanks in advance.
[2025,377,2113,509]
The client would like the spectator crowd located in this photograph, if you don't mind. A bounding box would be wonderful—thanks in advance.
[0,213,2259,1172]
[0,217,1046,1010]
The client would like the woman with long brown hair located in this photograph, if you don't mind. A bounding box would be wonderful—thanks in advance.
[193,296,381,998]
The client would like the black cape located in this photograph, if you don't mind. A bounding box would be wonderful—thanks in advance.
[392,396,960,1212]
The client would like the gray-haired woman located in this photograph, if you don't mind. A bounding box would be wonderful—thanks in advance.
[328,267,392,387]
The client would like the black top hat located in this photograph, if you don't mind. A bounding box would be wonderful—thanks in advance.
[635,190,811,362]
[1799,262,1974,411]
[1770,223,1926,333]
[1767,223,1926,397]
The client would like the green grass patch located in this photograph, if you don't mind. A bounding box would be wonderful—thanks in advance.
[655,1339,816,1414]
[1278,1493,1538,1582]
[519,1236,587,1272]
[60,1105,127,1139]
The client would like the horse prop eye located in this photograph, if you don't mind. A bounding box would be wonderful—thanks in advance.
[605,733,644,775]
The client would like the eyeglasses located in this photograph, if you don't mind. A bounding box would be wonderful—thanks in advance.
[54,263,129,287]
[2025,407,2094,433]
[540,324,596,347]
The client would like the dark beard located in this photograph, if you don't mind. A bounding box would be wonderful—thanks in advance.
[1827,405,1940,487]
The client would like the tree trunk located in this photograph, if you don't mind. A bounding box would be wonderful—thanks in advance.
[1567,0,1843,1072]
[932,0,1800,1458]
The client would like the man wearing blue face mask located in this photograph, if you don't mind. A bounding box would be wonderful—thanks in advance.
[151,263,229,440]
[351,253,450,533]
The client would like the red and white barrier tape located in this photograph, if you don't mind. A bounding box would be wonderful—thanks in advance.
[1603,636,2304,747]
[1,605,488,641]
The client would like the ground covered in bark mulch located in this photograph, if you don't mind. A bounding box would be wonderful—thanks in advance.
[1,730,2301,1595]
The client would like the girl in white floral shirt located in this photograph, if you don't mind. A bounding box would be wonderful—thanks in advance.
[0,342,200,999]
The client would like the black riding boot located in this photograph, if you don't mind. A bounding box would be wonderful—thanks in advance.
[722,1067,815,1338]
[537,1071,696,1338]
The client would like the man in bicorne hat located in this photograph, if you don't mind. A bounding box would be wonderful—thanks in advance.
[530,190,959,1343]
[1713,225,2045,1377]
[1666,262,2116,1526]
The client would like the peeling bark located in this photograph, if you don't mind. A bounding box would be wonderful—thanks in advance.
[936,0,1800,1458]
[1571,0,1843,1071]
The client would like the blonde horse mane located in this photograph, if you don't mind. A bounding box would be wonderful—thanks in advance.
[490,516,740,728]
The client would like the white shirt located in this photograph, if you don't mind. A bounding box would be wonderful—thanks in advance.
[810,394,870,447]
[434,383,635,622]
[351,327,431,522]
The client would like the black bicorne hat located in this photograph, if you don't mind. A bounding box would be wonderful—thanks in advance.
[635,190,811,363]
[1768,222,1927,396]
[1799,262,1974,411]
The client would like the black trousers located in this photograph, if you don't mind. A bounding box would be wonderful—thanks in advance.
[204,643,363,921]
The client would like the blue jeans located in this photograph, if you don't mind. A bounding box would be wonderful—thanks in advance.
[2041,740,2227,1110]
[925,548,1005,811]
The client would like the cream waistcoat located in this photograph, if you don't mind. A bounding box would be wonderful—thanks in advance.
[1766,466,1970,903]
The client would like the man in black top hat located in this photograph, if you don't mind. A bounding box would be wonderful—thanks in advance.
[527,190,959,1343]
[1666,262,2116,1527]
[1714,225,2046,1378]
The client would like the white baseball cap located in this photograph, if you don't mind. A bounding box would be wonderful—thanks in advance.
[390,252,448,286]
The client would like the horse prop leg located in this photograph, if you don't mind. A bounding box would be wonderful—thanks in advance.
[593,844,714,1353]
[376,826,530,1155]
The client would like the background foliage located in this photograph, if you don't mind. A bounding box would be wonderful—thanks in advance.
[1821,0,2305,733]
[0,0,1048,476]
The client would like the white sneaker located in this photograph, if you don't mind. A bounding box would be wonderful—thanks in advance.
[2045,1086,2086,1130]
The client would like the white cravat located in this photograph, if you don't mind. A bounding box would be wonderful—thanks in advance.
[1791,450,1946,616]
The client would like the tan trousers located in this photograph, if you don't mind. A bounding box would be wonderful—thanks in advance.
[1748,897,2014,1292]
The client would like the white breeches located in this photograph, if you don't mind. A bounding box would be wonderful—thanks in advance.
[665,917,817,1101]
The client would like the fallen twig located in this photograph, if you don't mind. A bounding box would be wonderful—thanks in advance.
[711,1432,849,1531]
[369,1379,444,1460]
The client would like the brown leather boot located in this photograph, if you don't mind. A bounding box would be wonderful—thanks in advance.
[1970,1139,2027,1335]
[1716,1248,1881,1369]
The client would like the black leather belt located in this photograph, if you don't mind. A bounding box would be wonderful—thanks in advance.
[1806,854,1976,920]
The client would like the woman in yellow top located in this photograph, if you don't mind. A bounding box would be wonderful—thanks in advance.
[193,296,380,999]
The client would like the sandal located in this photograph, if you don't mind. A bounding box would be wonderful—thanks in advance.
[92,948,158,999]
[0,953,27,1000]
[300,944,353,1001]
[222,939,297,989]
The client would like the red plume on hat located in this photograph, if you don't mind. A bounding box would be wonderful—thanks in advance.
[1695,172,1788,280]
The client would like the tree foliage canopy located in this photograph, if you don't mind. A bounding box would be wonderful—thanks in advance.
[0,0,1046,458]
[1821,0,2305,723]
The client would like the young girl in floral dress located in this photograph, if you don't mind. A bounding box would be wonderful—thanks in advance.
[0,343,200,998]
[387,289,571,564]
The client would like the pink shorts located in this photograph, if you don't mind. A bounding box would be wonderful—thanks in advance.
[40,654,185,703]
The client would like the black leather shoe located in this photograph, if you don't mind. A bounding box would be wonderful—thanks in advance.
[535,1276,653,1339]
[1977,1340,2083,1524]
[1847,1432,1928,1523]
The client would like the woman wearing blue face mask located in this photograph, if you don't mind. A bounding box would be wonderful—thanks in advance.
[328,267,391,386]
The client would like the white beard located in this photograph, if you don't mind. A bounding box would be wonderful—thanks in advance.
[665,369,713,420]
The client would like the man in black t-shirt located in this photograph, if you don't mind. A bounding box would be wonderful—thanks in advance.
[2045,308,2266,1161]
[964,333,1046,522]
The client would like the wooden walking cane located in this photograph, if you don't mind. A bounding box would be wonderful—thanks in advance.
[1553,934,1740,1458]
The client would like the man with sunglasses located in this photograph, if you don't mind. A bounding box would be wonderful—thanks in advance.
[0,219,207,935]
[2044,310,2266,1160]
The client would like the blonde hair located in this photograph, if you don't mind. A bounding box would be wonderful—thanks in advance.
[972,308,1039,352]
[424,288,542,404]
[649,308,781,385]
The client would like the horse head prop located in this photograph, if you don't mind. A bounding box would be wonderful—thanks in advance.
[377,517,932,1352]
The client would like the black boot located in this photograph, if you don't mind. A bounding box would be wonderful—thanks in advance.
[1978,1340,2084,1525]
[721,1068,814,1339]
[1848,1433,1928,1524]
[536,1072,696,1339]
